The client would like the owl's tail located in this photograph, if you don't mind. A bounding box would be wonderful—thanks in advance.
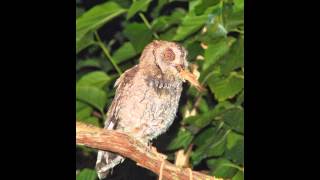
[96,150,125,179]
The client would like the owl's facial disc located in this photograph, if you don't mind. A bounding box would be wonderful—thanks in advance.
[161,46,205,92]
[149,40,205,92]
[158,45,188,74]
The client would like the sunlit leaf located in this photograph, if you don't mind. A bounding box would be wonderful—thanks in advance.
[76,32,95,54]
[232,170,244,180]
[77,71,111,88]
[76,59,101,71]
[203,38,230,70]
[208,72,244,101]
[185,41,204,60]
[151,0,169,18]
[151,8,186,32]
[194,0,220,15]
[112,42,138,64]
[76,2,126,54]
[220,37,244,74]
[191,128,228,165]
[184,101,234,128]
[123,23,153,52]
[236,90,244,106]
[76,86,107,112]
[76,104,92,120]
[207,158,238,178]
[76,168,97,180]
[226,131,244,164]
[224,0,244,31]
[166,128,193,151]
[159,27,177,40]
[173,13,208,41]
[173,4,222,41]
[127,0,151,20]
[222,107,244,133]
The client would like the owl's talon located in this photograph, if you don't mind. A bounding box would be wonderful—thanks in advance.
[151,147,167,160]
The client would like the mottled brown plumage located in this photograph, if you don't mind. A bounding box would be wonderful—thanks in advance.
[96,40,192,179]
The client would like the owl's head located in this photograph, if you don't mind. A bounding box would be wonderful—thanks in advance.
[139,40,188,77]
[139,40,205,91]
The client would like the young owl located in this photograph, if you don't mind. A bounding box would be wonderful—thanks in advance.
[96,40,194,179]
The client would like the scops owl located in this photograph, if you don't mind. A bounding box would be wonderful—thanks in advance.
[96,40,199,179]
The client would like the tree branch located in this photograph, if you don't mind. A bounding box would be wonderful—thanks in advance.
[76,122,218,180]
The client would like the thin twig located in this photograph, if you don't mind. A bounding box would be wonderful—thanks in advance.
[138,13,159,39]
[94,32,123,75]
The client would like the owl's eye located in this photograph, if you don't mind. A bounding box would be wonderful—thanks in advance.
[163,48,175,61]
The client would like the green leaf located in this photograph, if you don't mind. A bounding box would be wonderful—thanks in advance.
[235,90,244,106]
[110,0,132,8]
[224,0,244,31]
[127,0,151,20]
[76,59,101,71]
[232,171,244,180]
[226,131,244,164]
[189,0,203,13]
[184,112,214,129]
[76,104,92,120]
[208,72,244,101]
[159,27,177,41]
[173,13,208,41]
[191,128,229,165]
[76,2,126,53]
[166,128,193,151]
[76,100,89,112]
[203,38,230,70]
[207,158,238,178]
[220,37,244,75]
[173,5,221,41]
[185,41,204,61]
[76,101,100,126]
[198,97,209,113]
[222,107,244,133]
[194,0,221,15]
[184,101,234,128]
[112,42,138,64]
[151,9,186,32]
[76,86,107,112]
[82,117,100,126]
[76,168,97,180]
[76,32,95,54]
[151,0,169,18]
[77,71,111,89]
[123,23,153,52]
[233,0,244,14]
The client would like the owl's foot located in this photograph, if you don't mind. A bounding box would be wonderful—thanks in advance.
[150,147,167,180]
[151,147,167,160]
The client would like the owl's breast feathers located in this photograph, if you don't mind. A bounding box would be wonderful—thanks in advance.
[104,65,183,141]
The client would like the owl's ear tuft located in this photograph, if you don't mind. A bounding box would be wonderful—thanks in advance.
[163,48,175,61]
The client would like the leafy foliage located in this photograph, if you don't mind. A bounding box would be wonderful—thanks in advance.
[76,0,244,179]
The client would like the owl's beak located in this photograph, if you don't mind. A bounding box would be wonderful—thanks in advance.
[174,64,185,72]
[174,64,206,92]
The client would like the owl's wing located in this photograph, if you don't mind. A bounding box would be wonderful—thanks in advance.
[96,65,139,179]
[104,65,139,130]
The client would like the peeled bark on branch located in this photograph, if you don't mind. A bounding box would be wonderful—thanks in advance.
[76,122,218,180]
